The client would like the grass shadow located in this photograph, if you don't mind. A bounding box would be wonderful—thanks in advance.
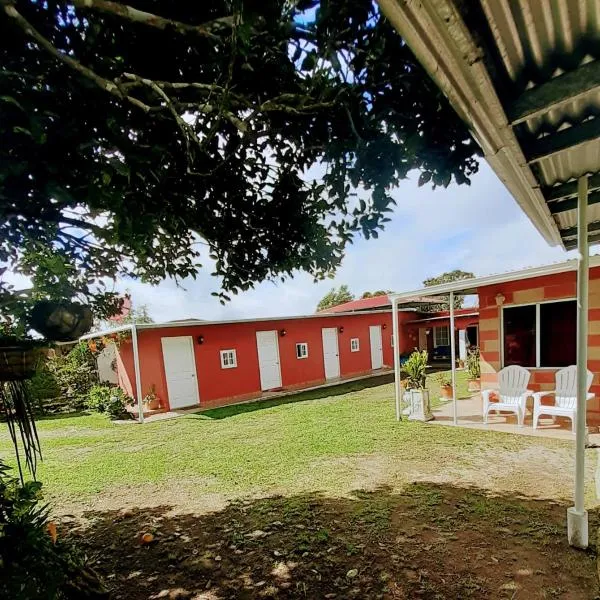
[196,373,395,420]
[66,482,599,600]
[33,410,91,422]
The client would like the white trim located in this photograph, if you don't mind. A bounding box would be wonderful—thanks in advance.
[131,324,144,424]
[78,308,417,340]
[535,303,541,368]
[389,256,600,302]
[406,312,479,324]
[376,0,561,246]
[295,342,309,359]
[501,299,577,369]
[350,338,360,352]
[433,325,449,348]
[220,349,237,369]
[392,297,402,421]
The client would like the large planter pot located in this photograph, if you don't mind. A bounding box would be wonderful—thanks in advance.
[440,384,453,400]
[145,397,160,411]
[468,378,481,392]
[407,389,434,422]
[0,344,38,381]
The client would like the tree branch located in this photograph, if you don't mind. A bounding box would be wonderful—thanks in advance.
[68,0,234,40]
[1,0,152,112]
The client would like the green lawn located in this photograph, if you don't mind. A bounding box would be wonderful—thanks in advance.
[3,370,598,598]
[0,370,591,511]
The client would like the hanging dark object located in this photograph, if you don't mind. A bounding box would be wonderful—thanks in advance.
[0,341,38,381]
[0,380,42,482]
[30,300,93,342]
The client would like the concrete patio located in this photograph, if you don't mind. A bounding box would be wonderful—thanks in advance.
[432,393,600,443]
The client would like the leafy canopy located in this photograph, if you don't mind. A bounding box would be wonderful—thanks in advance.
[361,290,391,299]
[1,0,480,332]
[422,270,475,312]
[316,284,354,312]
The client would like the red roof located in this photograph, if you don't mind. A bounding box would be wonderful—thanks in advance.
[320,295,392,313]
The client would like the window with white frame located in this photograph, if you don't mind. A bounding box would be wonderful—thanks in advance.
[434,326,449,347]
[220,349,237,369]
[502,300,576,368]
[350,338,360,352]
[296,342,309,359]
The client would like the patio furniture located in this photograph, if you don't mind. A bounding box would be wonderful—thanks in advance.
[482,365,532,426]
[532,366,594,433]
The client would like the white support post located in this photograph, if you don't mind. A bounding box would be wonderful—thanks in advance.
[131,324,144,424]
[568,174,589,549]
[449,291,457,425]
[392,296,402,421]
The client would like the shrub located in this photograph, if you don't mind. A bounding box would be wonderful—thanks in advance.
[25,357,62,413]
[466,347,481,380]
[47,342,98,410]
[435,372,452,387]
[86,384,132,420]
[402,350,428,389]
[0,461,107,599]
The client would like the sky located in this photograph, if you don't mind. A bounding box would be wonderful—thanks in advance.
[106,160,573,322]
[3,160,576,323]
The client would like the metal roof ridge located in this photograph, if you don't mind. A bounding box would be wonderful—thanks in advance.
[390,255,600,300]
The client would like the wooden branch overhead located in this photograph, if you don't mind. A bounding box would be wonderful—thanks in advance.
[1,0,152,112]
[68,0,234,40]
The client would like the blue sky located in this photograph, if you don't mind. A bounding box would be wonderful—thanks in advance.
[3,160,574,322]
[112,160,573,321]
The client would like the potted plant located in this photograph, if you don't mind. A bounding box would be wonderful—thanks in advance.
[466,348,481,392]
[143,384,161,411]
[402,349,433,421]
[435,373,453,400]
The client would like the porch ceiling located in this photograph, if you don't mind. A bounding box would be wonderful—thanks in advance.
[377,0,600,249]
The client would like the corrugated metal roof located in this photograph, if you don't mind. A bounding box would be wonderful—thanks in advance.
[378,0,600,249]
[478,0,600,245]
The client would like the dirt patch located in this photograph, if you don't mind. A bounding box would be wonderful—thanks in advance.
[53,478,228,518]
[65,483,598,599]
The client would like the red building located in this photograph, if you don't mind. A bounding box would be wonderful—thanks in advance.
[101,303,478,412]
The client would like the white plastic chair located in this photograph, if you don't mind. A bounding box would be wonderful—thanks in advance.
[482,365,532,427]
[532,366,594,433]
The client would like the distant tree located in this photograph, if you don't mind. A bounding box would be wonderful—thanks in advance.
[94,301,154,331]
[1,0,481,336]
[361,290,391,299]
[317,285,355,312]
[422,270,475,312]
[118,304,154,325]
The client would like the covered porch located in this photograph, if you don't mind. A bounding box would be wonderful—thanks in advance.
[432,389,600,441]
[379,0,600,548]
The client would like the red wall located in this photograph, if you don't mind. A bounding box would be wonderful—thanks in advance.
[477,267,600,422]
[118,310,416,410]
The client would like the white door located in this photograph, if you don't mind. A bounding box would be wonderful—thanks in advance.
[459,330,467,362]
[321,328,340,379]
[369,325,384,369]
[96,343,117,384]
[418,328,427,350]
[161,336,200,409]
[256,330,282,390]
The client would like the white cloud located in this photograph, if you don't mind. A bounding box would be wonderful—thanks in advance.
[114,161,573,321]
[2,161,577,322]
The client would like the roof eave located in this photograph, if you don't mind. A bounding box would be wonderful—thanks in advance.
[377,0,562,247]
[389,255,600,301]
